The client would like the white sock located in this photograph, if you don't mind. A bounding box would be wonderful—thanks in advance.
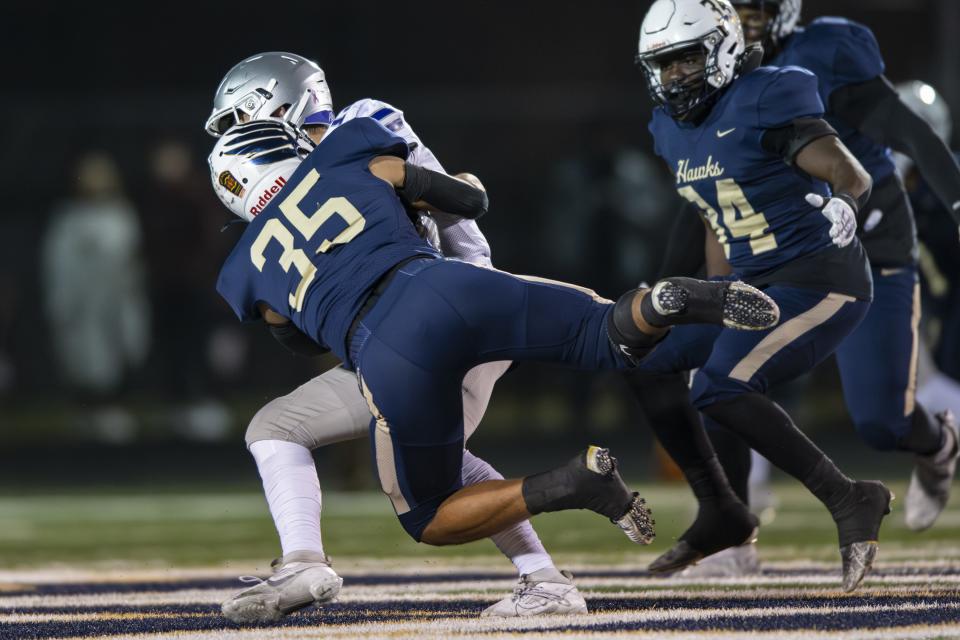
[461,450,555,576]
[249,440,324,558]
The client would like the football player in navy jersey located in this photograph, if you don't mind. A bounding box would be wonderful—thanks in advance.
[205,53,593,621]
[208,115,780,594]
[717,0,960,542]
[894,81,960,422]
[634,0,896,591]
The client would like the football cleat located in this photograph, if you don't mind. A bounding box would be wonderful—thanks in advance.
[585,446,656,545]
[831,481,893,592]
[650,277,780,331]
[673,542,761,578]
[481,568,587,617]
[905,411,959,532]
[649,500,759,574]
[221,551,343,624]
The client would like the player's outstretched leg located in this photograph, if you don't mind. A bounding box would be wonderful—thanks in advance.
[638,278,780,331]
[221,551,343,624]
[905,410,959,531]
[422,446,655,547]
[522,446,656,545]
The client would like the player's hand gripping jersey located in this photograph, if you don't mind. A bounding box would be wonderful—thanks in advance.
[649,65,872,300]
[216,118,440,361]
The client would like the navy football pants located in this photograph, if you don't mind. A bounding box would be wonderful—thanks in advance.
[638,285,869,409]
[348,259,631,540]
[835,266,922,450]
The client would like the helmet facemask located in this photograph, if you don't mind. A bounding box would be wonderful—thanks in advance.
[637,35,728,121]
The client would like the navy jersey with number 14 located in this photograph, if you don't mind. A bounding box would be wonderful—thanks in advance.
[648,65,871,300]
[216,118,440,361]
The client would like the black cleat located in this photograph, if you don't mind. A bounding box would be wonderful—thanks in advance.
[583,447,656,545]
[649,277,779,331]
[648,500,758,574]
[832,481,893,592]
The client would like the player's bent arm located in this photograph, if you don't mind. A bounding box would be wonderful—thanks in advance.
[368,156,489,219]
[794,135,872,209]
[703,220,733,279]
[831,77,960,225]
[256,302,330,357]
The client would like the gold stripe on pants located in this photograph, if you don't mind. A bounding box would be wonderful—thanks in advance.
[729,292,856,383]
[360,375,411,515]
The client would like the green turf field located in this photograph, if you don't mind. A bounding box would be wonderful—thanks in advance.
[3,482,959,638]
[1,481,957,568]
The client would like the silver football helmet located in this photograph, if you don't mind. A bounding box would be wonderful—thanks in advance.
[205,52,334,137]
[729,1,801,47]
[637,0,746,119]
[208,120,314,222]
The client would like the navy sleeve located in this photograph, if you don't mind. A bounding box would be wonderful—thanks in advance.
[803,18,885,99]
[755,67,825,129]
[216,253,261,322]
[319,117,410,168]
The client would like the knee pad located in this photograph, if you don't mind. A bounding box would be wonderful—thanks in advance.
[607,291,664,359]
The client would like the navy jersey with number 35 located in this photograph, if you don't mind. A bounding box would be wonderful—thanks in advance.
[216,118,440,360]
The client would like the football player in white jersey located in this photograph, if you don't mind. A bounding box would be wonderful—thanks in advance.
[204,52,587,622]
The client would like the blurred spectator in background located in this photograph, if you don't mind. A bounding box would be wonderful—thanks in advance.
[41,152,150,439]
[138,139,240,440]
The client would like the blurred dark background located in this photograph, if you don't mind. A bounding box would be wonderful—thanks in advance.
[0,0,957,487]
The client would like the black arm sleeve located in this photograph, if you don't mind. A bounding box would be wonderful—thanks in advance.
[656,203,706,280]
[761,118,839,165]
[398,163,489,219]
[268,323,330,357]
[831,76,960,224]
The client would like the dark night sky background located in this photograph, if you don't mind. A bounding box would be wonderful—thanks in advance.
[0,1,956,447]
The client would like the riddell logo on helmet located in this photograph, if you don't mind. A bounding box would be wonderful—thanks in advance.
[249,177,288,217]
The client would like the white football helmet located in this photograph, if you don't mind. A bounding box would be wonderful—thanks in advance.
[205,52,334,137]
[892,81,954,177]
[208,120,314,222]
[729,0,801,47]
[637,0,746,119]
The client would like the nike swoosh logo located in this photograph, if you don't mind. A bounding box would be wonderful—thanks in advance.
[717,128,736,138]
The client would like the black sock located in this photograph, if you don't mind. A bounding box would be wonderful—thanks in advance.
[705,424,751,504]
[521,451,632,519]
[702,393,853,512]
[624,371,739,503]
[898,403,945,455]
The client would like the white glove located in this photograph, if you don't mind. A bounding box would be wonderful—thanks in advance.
[806,193,857,248]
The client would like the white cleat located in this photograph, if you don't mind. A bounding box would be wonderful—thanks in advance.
[905,411,959,532]
[481,568,587,617]
[221,551,343,624]
[675,542,761,578]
